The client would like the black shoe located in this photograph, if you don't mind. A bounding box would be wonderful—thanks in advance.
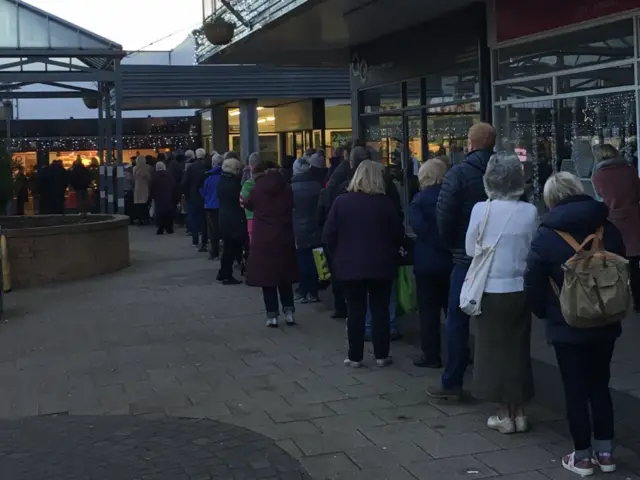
[331,311,347,320]
[413,356,443,369]
[426,386,463,402]
[390,331,402,342]
[222,277,242,285]
[208,254,218,261]
[166,229,174,234]
[198,246,208,253]
[216,272,223,282]
[156,230,164,235]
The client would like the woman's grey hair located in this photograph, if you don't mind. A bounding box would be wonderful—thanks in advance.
[248,152,261,168]
[135,155,146,167]
[543,172,584,208]
[593,144,619,163]
[155,161,166,172]
[348,160,386,195]
[418,159,448,189]
[196,148,206,159]
[211,153,224,166]
[293,157,311,176]
[222,157,244,176]
[483,152,525,200]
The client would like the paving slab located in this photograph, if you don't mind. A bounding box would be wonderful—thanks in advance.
[0,228,637,479]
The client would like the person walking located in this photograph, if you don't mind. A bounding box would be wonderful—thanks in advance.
[149,161,176,235]
[201,153,223,259]
[14,166,29,216]
[182,148,208,251]
[525,172,625,476]
[429,122,496,401]
[408,158,452,369]
[592,143,640,312]
[466,152,537,434]
[323,160,404,368]
[217,157,246,285]
[69,157,91,218]
[292,157,323,303]
[244,160,299,327]
[133,155,151,225]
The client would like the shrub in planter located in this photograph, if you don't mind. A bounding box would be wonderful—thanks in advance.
[203,17,235,45]
[83,97,99,109]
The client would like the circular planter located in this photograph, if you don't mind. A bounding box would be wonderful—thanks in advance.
[1,215,130,290]
[203,18,235,45]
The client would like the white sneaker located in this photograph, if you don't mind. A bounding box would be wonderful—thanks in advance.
[344,358,362,368]
[265,317,278,328]
[376,357,393,367]
[562,452,594,477]
[515,416,528,433]
[487,415,516,434]
[284,311,296,326]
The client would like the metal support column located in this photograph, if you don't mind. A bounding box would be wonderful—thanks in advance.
[104,90,114,214]
[97,89,105,214]
[114,60,124,215]
[239,99,259,162]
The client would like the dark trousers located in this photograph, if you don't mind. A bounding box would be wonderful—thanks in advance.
[189,201,207,246]
[415,271,450,363]
[134,203,149,224]
[344,279,392,362]
[442,264,470,389]
[554,340,616,453]
[16,197,26,216]
[297,248,319,297]
[76,189,88,216]
[219,238,243,280]
[124,191,134,221]
[205,209,220,257]
[262,284,295,318]
[326,249,347,316]
[629,256,640,308]
[155,211,174,234]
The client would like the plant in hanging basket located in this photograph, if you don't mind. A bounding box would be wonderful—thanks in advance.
[83,97,99,109]
[203,17,235,46]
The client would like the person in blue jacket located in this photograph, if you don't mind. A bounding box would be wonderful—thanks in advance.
[409,158,452,369]
[524,172,625,477]
[200,153,223,259]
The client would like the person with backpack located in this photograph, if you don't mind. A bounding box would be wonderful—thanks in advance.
[524,172,627,477]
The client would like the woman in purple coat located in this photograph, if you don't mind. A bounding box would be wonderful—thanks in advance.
[244,161,299,328]
[322,160,404,368]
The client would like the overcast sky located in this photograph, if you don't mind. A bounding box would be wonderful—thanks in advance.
[24,0,203,51]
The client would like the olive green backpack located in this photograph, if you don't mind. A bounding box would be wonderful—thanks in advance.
[550,226,630,328]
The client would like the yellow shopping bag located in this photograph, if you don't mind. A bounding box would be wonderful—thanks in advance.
[312,247,331,281]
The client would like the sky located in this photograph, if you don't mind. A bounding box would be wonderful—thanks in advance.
[24,0,203,51]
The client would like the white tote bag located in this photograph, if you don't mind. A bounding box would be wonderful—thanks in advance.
[459,201,517,316]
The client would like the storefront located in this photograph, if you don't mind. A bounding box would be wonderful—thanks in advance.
[490,0,640,201]
[350,3,490,225]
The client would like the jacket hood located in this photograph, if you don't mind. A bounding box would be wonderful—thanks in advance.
[207,165,222,175]
[255,169,287,195]
[327,160,351,188]
[594,156,628,173]
[542,194,609,233]
[292,170,315,183]
[465,149,493,173]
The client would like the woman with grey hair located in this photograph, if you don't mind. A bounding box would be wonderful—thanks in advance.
[525,172,625,476]
[465,151,537,434]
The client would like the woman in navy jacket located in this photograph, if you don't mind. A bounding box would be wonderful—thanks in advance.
[524,172,624,477]
[408,158,452,368]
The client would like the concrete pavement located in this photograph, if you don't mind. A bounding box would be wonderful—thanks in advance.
[0,227,639,479]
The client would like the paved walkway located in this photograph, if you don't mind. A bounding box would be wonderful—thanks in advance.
[1,227,639,479]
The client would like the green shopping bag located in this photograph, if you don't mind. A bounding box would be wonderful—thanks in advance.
[396,266,417,316]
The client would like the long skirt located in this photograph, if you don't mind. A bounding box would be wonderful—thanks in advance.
[472,291,534,404]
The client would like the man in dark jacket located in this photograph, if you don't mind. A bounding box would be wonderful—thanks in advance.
[69,158,91,218]
[182,148,208,250]
[428,122,496,401]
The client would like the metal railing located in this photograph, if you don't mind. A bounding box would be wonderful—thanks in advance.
[196,0,309,62]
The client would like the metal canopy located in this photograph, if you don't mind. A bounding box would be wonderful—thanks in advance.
[0,0,127,214]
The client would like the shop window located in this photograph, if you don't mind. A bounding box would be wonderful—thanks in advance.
[556,63,634,94]
[425,72,479,105]
[406,80,422,107]
[495,78,553,101]
[362,83,402,113]
[494,19,634,81]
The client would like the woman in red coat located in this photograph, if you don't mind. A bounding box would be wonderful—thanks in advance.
[592,143,640,311]
[244,160,299,327]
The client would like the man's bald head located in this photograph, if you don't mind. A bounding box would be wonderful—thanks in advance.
[468,122,496,152]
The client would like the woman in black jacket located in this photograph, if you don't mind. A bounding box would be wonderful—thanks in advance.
[216,157,247,285]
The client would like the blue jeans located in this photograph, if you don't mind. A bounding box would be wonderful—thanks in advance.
[297,248,319,297]
[366,279,397,335]
[441,264,470,390]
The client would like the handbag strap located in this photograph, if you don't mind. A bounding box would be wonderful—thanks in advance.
[476,200,492,245]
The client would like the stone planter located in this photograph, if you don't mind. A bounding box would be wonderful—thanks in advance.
[1,215,130,289]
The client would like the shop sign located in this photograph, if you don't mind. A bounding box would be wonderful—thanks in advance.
[495,0,639,43]
[351,53,393,85]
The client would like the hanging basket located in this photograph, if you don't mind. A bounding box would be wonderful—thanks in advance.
[203,18,235,46]
[83,97,98,109]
